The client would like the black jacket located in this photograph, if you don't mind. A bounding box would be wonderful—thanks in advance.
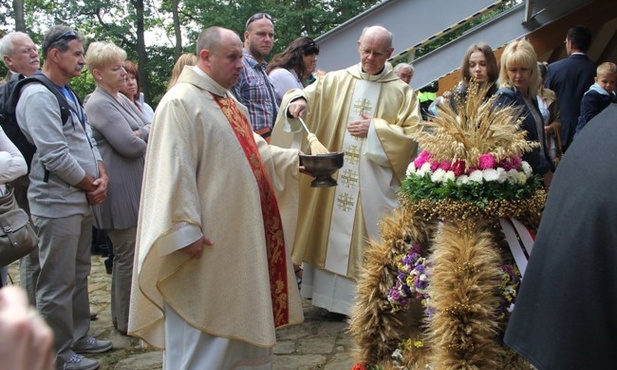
[494,86,553,175]
[545,54,596,149]
[504,104,617,370]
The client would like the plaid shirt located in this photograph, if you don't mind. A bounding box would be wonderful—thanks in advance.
[230,50,279,132]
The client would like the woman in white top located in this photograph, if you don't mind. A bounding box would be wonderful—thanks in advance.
[0,125,28,286]
[267,36,319,105]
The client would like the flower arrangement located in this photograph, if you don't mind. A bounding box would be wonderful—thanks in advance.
[401,150,542,207]
[387,244,430,311]
[497,264,522,321]
[350,82,544,370]
[386,246,522,322]
[401,83,543,206]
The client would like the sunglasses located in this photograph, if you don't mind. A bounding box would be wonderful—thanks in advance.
[302,41,320,55]
[49,29,78,45]
[245,13,273,29]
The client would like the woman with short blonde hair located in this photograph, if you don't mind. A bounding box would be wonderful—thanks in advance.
[84,41,150,335]
[497,39,542,97]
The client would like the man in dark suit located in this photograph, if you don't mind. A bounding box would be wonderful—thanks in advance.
[545,25,596,152]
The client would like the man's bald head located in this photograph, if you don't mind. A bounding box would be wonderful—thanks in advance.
[360,26,393,49]
[196,27,244,89]
[357,26,394,75]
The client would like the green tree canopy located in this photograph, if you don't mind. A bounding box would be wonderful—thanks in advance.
[1,0,382,107]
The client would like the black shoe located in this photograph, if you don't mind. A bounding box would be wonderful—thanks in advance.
[104,258,113,275]
[90,244,107,256]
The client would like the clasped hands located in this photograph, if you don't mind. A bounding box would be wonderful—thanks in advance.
[86,174,108,205]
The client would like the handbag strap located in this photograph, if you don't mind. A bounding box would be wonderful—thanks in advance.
[554,128,563,158]
[0,186,17,213]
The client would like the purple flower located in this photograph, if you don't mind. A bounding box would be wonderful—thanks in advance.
[388,289,401,301]
[389,244,431,309]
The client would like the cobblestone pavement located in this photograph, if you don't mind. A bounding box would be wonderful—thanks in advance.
[8,256,357,370]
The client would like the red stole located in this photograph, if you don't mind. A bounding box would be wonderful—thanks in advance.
[212,93,290,328]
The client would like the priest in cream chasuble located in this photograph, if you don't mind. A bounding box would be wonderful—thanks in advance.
[271,26,421,315]
[128,27,304,369]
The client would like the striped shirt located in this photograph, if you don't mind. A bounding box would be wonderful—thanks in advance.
[231,49,279,132]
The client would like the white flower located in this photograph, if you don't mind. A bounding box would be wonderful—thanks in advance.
[482,168,499,182]
[419,274,427,281]
[417,162,431,176]
[506,169,519,184]
[431,169,446,183]
[521,161,532,176]
[444,170,456,182]
[469,170,484,183]
[456,175,470,185]
[517,172,527,184]
[406,162,416,176]
[496,167,508,183]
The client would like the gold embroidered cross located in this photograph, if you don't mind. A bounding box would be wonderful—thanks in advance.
[340,169,359,188]
[354,98,373,116]
[337,193,355,212]
[345,145,361,165]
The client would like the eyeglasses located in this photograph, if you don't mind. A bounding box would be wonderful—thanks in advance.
[49,29,78,45]
[245,13,273,29]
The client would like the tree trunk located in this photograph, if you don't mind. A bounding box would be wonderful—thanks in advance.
[172,0,182,59]
[13,0,26,31]
[131,0,150,103]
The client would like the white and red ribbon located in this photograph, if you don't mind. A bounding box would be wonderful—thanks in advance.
[499,218,535,276]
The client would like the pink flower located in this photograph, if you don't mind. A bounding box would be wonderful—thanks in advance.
[414,151,431,168]
[478,154,495,170]
[500,155,523,171]
[438,161,451,171]
[450,160,465,176]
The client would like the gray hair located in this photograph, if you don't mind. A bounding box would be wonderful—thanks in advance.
[41,25,85,59]
[0,32,31,59]
[394,63,414,74]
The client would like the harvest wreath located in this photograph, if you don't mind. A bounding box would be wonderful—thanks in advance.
[349,84,545,370]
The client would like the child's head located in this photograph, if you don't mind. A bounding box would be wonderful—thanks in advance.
[595,62,617,94]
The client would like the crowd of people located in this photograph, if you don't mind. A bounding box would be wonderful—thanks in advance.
[0,13,614,370]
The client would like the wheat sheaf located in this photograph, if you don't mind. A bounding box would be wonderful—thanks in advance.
[414,82,539,169]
